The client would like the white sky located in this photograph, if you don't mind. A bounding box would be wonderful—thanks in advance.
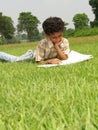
[0,0,94,29]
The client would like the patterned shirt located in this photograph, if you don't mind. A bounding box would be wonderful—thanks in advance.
[34,37,70,62]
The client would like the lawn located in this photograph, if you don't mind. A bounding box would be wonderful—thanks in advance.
[0,35,98,130]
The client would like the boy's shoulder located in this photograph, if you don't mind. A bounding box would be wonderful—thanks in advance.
[37,38,48,47]
[39,38,50,45]
[40,38,47,43]
[63,37,68,43]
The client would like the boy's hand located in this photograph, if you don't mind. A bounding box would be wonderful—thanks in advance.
[47,58,61,64]
[54,39,63,47]
[38,58,61,64]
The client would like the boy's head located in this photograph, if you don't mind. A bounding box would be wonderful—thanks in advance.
[42,17,64,35]
[42,17,64,44]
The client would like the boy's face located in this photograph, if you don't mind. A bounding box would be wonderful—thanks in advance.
[46,32,63,44]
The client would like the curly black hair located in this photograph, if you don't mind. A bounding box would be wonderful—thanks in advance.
[42,17,64,35]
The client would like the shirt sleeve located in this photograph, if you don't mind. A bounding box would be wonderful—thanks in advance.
[35,42,45,61]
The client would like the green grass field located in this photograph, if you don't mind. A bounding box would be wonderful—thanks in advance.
[0,35,98,130]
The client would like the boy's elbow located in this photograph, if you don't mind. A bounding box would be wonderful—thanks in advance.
[65,54,68,59]
[62,54,68,60]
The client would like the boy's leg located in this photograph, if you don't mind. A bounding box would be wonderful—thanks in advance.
[16,50,36,61]
[0,52,19,62]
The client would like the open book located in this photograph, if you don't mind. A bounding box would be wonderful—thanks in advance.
[38,50,93,68]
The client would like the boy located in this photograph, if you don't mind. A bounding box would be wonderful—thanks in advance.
[0,17,70,64]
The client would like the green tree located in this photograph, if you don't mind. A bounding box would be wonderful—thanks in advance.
[0,12,15,39]
[73,13,89,30]
[89,0,98,27]
[63,22,68,34]
[17,12,40,41]
[64,28,75,37]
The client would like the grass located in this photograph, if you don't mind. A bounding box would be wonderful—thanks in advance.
[0,35,98,130]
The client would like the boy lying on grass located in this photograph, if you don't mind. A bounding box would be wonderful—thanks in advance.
[0,17,70,64]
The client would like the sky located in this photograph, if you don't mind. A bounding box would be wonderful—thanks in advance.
[0,0,95,29]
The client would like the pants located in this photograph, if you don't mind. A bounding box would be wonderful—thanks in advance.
[0,50,35,62]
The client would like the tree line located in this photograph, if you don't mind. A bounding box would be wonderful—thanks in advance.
[0,0,98,44]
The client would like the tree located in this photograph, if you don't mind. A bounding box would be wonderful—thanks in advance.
[63,22,68,34]
[73,13,89,30]
[0,12,15,39]
[17,12,40,41]
[89,0,98,27]
[64,28,75,37]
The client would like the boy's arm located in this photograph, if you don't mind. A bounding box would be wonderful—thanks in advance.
[54,43,68,60]
[37,58,61,64]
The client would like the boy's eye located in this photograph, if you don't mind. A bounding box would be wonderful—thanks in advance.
[51,36,56,39]
[52,35,62,39]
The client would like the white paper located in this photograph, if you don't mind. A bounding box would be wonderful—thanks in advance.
[38,50,93,68]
